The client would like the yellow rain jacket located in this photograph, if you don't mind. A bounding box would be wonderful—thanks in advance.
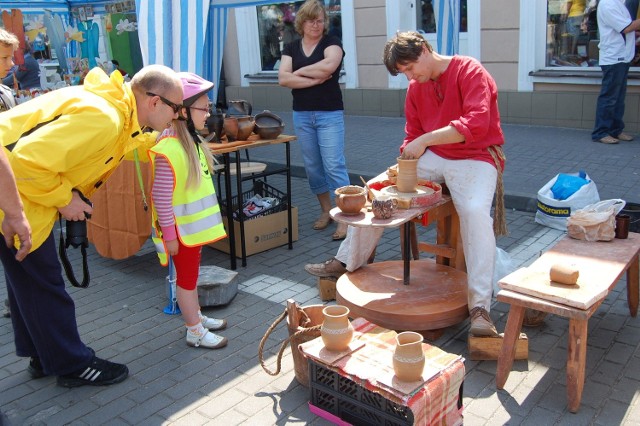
[0,68,155,252]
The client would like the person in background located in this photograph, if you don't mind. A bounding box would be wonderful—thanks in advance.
[0,63,183,387]
[278,0,350,241]
[0,28,32,321]
[149,72,228,349]
[592,0,640,144]
[2,41,40,91]
[111,59,129,79]
[305,31,507,337]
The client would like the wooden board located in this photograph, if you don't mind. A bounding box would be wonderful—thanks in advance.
[468,333,528,361]
[499,233,640,310]
[336,259,468,331]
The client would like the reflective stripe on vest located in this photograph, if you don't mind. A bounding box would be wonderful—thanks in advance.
[149,136,226,266]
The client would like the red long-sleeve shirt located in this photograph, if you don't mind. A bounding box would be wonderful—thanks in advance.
[402,55,505,169]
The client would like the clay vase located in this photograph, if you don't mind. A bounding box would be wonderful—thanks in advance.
[392,331,425,382]
[396,157,418,193]
[223,115,255,141]
[371,195,398,219]
[206,109,225,142]
[335,186,367,215]
[321,305,354,351]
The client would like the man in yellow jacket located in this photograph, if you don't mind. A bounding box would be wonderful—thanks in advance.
[0,64,183,387]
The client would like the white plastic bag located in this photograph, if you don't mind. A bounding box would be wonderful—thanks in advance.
[567,199,625,241]
[493,247,516,297]
[535,172,600,231]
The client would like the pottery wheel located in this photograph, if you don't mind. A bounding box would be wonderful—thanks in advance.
[380,185,435,201]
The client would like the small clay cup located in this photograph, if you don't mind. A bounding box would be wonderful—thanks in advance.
[615,214,630,239]
[335,185,367,215]
[372,195,398,219]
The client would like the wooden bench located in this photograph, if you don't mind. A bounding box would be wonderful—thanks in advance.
[495,233,640,413]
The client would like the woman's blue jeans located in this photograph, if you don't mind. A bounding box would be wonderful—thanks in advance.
[293,110,349,195]
[592,62,630,140]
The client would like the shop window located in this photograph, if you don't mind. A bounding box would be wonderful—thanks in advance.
[545,0,640,67]
[417,0,468,34]
[256,1,342,71]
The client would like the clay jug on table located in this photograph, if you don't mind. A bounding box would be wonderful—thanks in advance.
[321,305,354,351]
[371,194,398,219]
[206,109,225,142]
[396,157,418,193]
[392,331,425,382]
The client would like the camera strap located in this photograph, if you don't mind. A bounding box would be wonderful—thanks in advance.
[58,217,90,288]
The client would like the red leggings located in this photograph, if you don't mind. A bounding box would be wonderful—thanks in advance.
[171,242,202,291]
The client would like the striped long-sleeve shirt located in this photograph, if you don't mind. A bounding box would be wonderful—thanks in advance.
[152,151,178,242]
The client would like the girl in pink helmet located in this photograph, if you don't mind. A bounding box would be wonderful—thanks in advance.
[148,72,228,349]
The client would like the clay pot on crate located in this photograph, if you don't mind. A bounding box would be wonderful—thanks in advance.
[396,157,418,193]
[223,115,255,141]
[320,305,354,351]
[335,185,367,215]
[392,331,425,382]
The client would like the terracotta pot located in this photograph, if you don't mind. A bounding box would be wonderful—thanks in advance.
[224,115,255,141]
[227,99,252,116]
[335,185,366,215]
[321,305,354,351]
[206,109,225,141]
[396,157,418,193]
[372,195,398,219]
[392,331,425,382]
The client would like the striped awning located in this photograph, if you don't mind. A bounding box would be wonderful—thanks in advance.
[435,0,460,55]
[135,0,275,103]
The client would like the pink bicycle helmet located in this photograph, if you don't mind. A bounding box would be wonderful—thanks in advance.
[178,72,214,107]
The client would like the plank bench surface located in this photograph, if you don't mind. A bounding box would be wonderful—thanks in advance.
[496,232,640,413]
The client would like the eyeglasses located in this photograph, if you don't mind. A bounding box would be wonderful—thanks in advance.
[189,103,212,113]
[146,91,182,114]
[306,19,325,26]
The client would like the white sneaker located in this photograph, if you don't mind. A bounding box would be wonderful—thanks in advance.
[186,329,228,349]
[200,315,227,331]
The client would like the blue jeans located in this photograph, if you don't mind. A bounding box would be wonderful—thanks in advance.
[592,62,630,140]
[293,110,349,195]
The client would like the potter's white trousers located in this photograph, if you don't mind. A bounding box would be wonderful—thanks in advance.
[336,151,498,311]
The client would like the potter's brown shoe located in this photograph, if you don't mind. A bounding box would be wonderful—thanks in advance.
[469,306,499,337]
[304,258,347,278]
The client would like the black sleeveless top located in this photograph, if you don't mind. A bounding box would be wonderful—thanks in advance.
[282,35,344,111]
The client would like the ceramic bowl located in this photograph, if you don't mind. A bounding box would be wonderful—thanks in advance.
[254,110,285,139]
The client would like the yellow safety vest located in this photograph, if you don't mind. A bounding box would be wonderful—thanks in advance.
[149,135,226,265]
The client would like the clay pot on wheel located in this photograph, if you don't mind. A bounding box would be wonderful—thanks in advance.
[393,331,425,382]
[396,157,418,193]
[224,115,255,141]
[321,305,354,351]
[335,185,367,215]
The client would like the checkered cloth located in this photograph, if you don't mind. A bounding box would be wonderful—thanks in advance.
[300,318,464,425]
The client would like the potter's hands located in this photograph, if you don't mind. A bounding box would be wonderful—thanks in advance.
[401,137,429,159]
[2,211,32,261]
[166,239,179,256]
[58,191,93,222]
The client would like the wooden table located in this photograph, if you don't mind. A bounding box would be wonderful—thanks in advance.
[209,135,296,269]
[331,185,469,335]
[496,233,640,413]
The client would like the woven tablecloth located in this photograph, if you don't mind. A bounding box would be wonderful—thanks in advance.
[300,318,464,425]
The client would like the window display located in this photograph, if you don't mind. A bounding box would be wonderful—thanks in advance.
[255,1,342,71]
[546,0,640,67]
[417,0,468,34]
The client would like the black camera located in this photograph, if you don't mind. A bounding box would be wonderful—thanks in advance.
[64,190,92,249]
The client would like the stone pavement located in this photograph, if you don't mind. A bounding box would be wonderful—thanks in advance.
[1,115,640,425]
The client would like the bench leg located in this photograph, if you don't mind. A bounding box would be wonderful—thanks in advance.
[567,318,588,413]
[627,255,639,317]
[496,305,525,389]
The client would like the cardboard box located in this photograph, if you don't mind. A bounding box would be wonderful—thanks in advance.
[317,277,337,301]
[209,207,298,257]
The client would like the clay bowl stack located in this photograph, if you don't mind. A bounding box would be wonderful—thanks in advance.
[254,110,285,140]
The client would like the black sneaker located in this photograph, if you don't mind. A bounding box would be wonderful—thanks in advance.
[57,356,128,388]
[27,357,46,379]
